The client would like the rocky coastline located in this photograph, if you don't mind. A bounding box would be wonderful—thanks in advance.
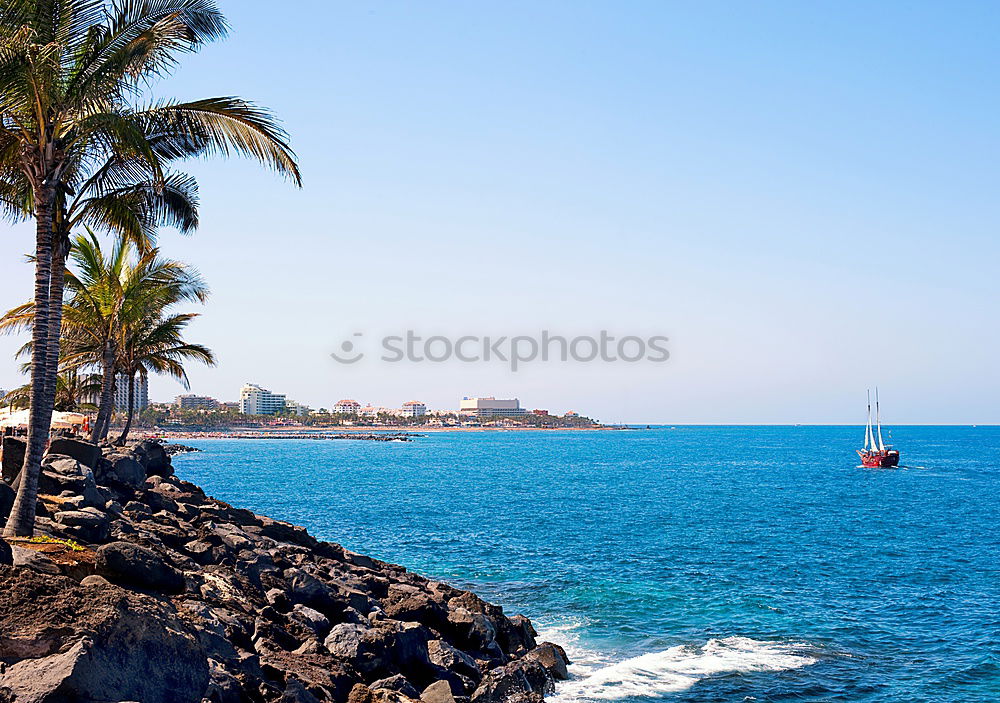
[0,438,567,703]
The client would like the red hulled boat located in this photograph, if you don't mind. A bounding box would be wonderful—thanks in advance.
[857,389,899,468]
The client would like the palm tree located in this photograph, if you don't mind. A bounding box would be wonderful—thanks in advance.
[0,0,300,536]
[2,368,101,411]
[0,231,209,440]
[114,311,214,445]
[60,232,209,441]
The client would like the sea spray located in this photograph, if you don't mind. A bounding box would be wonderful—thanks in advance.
[547,637,818,701]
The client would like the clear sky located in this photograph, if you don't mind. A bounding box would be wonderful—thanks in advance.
[1,1,998,424]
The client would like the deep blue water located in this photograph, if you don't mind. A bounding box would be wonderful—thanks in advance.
[172,426,1000,702]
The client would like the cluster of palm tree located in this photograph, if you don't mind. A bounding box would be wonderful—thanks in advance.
[2,231,216,445]
[0,0,300,537]
[2,367,102,411]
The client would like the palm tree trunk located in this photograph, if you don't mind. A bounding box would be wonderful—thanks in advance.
[91,341,116,442]
[44,238,68,409]
[4,185,55,538]
[115,373,136,446]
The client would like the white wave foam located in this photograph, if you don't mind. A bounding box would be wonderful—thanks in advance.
[548,636,817,701]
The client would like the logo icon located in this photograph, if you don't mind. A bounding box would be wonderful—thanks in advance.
[330,333,365,364]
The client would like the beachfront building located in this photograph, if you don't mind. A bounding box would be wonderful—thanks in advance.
[400,401,427,418]
[114,374,149,412]
[239,383,286,415]
[174,394,219,410]
[283,400,311,416]
[334,399,362,415]
[459,396,527,418]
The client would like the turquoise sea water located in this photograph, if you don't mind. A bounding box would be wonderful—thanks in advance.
[172,426,1000,702]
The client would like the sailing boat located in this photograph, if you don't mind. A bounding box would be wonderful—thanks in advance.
[857,389,900,467]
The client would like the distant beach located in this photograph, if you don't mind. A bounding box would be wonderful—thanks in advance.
[139,424,625,441]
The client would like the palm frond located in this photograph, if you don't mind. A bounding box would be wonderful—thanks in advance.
[140,97,301,184]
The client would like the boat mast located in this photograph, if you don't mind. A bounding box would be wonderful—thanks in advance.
[875,388,886,451]
[865,390,873,451]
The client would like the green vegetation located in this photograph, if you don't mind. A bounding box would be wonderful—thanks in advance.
[27,535,84,552]
[0,1,299,537]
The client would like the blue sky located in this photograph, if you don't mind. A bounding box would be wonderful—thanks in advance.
[1,1,998,423]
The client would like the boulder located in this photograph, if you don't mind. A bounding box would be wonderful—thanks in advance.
[0,480,14,520]
[470,659,552,703]
[133,439,173,477]
[506,615,538,654]
[286,568,371,618]
[0,565,208,703]
[96,541,185,594]
[325,620,434,681]
[258,649,358,702]
[0,538,11,566]
[524,642,570,680]
[428,639,481,682]
[281,677,324,703]
[38,455,104,508]
[80,574,112,588]
[447,607,498,653]
[382,583,448,629]
[105,452,146,488]
[1,436,26,484]
[324,623,368,660]
[53,508,110,543]
[371,674,420,698]
[47,438,100,469]
[291,604,331,638]
[422,680,457,703]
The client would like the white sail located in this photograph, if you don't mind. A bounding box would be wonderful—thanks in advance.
[875,388,886,451]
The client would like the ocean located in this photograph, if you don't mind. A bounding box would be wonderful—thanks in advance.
[171,426,1000,702]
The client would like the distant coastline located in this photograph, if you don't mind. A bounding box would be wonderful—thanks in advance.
[139,424,627,440]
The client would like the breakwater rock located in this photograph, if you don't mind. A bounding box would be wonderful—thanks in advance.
[0,439,567,703]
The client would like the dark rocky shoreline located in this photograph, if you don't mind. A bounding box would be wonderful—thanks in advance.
[0,438,567,703]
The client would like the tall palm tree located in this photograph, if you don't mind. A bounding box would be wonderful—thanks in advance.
[0,0,300,536]
[114,311,214,445]
[60,231,209,440]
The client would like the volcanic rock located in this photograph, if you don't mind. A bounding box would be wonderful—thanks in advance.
[96,540,185,593]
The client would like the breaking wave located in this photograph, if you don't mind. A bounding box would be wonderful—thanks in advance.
[542,633,818,701]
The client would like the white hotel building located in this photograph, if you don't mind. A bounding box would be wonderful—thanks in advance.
[239,383,286,415]
[334,399,362,415]
[400,401,427,418]
[459,397,527,418]
[114,374,149,412]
